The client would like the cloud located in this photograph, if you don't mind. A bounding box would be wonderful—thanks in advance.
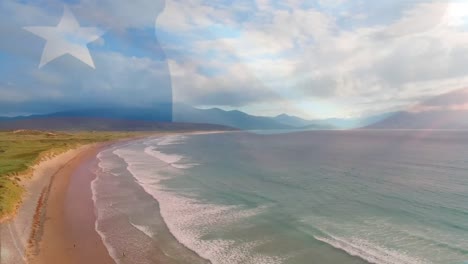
[409,88,468,112]
[0,0,173,116]
[168,59,282,106]
[155,0,468,117]
[2,0,468,119]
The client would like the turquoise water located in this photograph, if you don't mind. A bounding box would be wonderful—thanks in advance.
[93,131,468,264]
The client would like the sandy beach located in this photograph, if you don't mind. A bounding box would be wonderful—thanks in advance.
[1,132,219,264]
[1,143,116,264]
[28,143,114,264]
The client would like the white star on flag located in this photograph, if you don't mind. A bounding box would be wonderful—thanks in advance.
[24,6,104,69]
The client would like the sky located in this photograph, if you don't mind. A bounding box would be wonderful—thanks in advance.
[0,0,172,118]
[1,0,468,119]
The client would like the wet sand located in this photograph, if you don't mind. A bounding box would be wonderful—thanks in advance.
[2,132,224,264]
[27,143,114,264]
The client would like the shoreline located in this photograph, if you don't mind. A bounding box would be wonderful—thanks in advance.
[1,132,218,264]
[0,144,108,264]
[27,142,115,264]
[0,131,378,264]
[0,142,118,264]
[92,134,212,264]
[1,131,376,264]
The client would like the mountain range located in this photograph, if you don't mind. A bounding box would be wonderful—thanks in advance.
[1,88,467,131]
[0,117,234,132]
[0,105,387,131]
[172,104,394,130]
[367,88,468,129]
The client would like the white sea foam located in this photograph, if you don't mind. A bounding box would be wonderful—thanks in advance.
[171,163,200,169]
[94,224,122,264]
[314,234,428,264]
[143,137,199,170]
[136,187,279,264]
[301,216,431,264]
[303,215,466,264]
[155,135,186,146]
[111,140,280,264]
[93,133,468,264]
[91,161,122,264]
[130,222,154,238]
[97,150,120,172]
[144,146,184,165]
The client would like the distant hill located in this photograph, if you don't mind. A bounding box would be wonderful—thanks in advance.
[0,105,393,131]
[173,104,371,130]
[19,107,172,122]
[272,112,395,130]
[0,117,234,132]
[367,88,468,129]
[307,113,395,129]
[173,104,295,130]
[270,114,330,129]
[272,114,314,127]
[367,111,468,129]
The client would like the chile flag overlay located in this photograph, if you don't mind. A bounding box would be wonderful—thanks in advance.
[0,0,172,121]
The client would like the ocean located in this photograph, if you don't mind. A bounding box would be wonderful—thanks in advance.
[91,130,468,264]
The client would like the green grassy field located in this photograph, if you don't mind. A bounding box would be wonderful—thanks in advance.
[0,130,143,220]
